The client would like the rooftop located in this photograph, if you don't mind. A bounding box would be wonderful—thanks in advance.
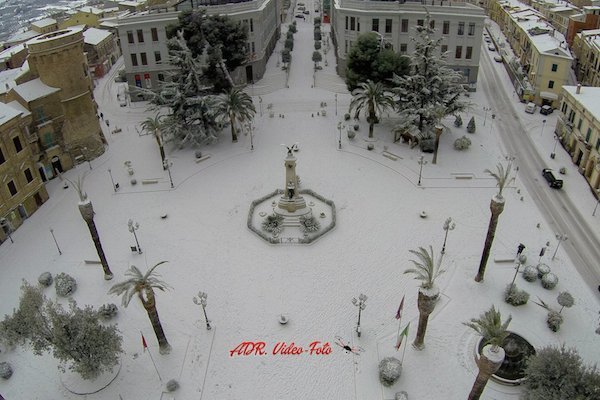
[5,100,31,118]
[0,43,25,62]
[0,101,22,127]
[563,86,600,122]
[31,17,58,29]
[78,6,106,15]
[5,29,40,45]
[83,27,113,45]
[12,78,60,102]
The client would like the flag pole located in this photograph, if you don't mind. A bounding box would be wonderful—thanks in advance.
[401,327,409,364]
[142,331,163,383]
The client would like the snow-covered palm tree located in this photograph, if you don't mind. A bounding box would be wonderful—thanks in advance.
[464,306,512,400]
[213,88,256,143]
[404,246,445,350]
[475,163,514,282]
[109,262,172,354]
[349,80,395,138]
[141,114,167,169]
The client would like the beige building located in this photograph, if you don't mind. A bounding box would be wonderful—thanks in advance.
[530,0,580,35]
[555,85,600,193]
[0,102,49,243]
[31,18,59,34]
[572,28,600,86]
[331,0,486,85]
[84,27,121,78]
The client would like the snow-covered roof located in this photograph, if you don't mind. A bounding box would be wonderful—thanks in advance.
[0,68,23,95]
[0,101,22,127]
[563,86,600,122]
[5,29,40,44]
[78,6,105,15]
[0,44,25,62]
[31,18,57,29]
[83,27,113,45]
[576,29,600,49]
[5,100,31,117]
[119,0,146,7]
[549,6,575,12]
[12,78,60,102]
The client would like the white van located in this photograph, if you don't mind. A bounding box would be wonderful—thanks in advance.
[525,102,536,114]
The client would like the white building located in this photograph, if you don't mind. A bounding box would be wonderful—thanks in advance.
[331,0,486,85]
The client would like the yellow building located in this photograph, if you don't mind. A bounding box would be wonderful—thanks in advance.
[59,7,111,29]
[572,29,600,87]
[0,101,49,243]
[555,85,600,192]
[31,18,59,34]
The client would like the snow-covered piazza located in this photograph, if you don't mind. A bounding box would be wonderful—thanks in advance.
[1,4,600,400]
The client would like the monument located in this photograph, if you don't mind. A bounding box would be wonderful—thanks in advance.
[274,144,310,217]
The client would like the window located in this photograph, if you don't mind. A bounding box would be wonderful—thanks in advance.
[251,42,255,53]
[345,16,348,30]
[0,147,5,164]
[551,63,558,72]
[596,138,600,151]
[158,73,165,81]
[127,30,134,44]
[430,19,435,29]
[401,19,408,32]
[385,19,392,33]
[151,28,158,41]
[468,23,475,36]
[443,21,450,35]
[250,18,254,33]
[7,180,17,197]
[561,103,567,113]
[350,17,355,31]
[458,22,465,35]
[400,43,407,54]
[12,136,22,153]
[586,127,592,142]
[466,46,473,59]
[131,53,138,66]
[548,80,554,89]
[577,118,582,130]
[137,29,144,43]
[154,51,161,63]
[140,52,147,65]
[441,44,448,53]
[417,19,424,27]
[455,46,462,58]
[24,168,33,183]
[372,18,379,32]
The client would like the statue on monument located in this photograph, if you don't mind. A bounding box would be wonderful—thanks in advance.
[287,181,295,199]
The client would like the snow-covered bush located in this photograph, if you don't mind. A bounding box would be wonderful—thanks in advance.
[546,310,563,332]
[454,115,463,127]
[467,117,476,133]
[98,303,119,320]
[38,272,53,287]
[395,391,409,400]
[289,24,297,33]
[522,345,600,399]
[379,357,402,386]
[0,361,13,379]
[286,30,294,40]
[195,150,203,159]
[504,284,529,306]
[315,41,321,50]
[353,124,359,131]
[314,17,321,24]
[518,254,527,264]
[166,379,180,392]
[557,291,574,311]
[522,266,538,282]
[536,263,550,278]
[454,136,471,150]
[314,31,322,41]
[262,214,284,235]
[541,273,558,290]
[344,113,351,121]
[55,273,77,297]
[299,215,320,233]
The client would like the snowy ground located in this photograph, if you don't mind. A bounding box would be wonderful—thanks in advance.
[1,9,599,400]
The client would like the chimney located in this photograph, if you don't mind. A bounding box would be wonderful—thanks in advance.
[576,83,582,94]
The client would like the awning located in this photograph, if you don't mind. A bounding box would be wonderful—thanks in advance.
[540,91,559,100]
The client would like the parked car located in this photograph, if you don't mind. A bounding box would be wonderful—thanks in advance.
[295,14,304,18]
[542,168,563,189]
[303,10,310,14]
[494,55,503,63]
[540,105,554,115]
[525,102,536,114]
[485,37,491,43]
[488,45,496,51]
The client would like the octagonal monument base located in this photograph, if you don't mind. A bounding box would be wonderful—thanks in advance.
[248,189,335,244]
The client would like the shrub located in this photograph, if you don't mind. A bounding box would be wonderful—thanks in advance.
[166,379,180,392]
[522,345,600,399]
[38,272,53,287]
[299,215,320,233]
[98,303,119,320]
[315,41,321,50]
[289,24,297,33]
[284,38,294,51]
[286,31,294,40]
[536,263,550,278]
[314,17,321,24]
[546,310,563,332]
[557,291,574,311]
[344,113,351,121]
[395,392,409,400]
[353,124,359,131]
[504,284,530,306]
[314,31,322,41]
[0,362,13,379]
[281,49,291,64]
[420,139,435,152]
[454,136,471,150]
[454,115,463,127]
[55,273,77,297]
[522,265,538,282]
[379,357,402,386]
[262,214,284,235]
[467,116,476,133]
[541,273,558,290]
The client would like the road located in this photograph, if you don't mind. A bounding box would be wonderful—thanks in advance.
[478,47,600,294]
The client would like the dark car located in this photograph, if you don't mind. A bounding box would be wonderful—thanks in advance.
[540,105,554,115]
[542,168,563,189]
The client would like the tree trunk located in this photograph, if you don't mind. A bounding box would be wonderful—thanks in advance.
[432,126,443,165]
[475,196,505,282]
[230,113,237,142]
[468,345,505,400]
[79,202,113,280]
[155,132,166,169]
[142,289,171,355]
[412,287,439,350]
[368,104,375,138]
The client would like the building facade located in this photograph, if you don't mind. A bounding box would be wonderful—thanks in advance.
[84,27,121,78]
[572,28,600,86]
[331,0,486,85]
[566,6,600,46]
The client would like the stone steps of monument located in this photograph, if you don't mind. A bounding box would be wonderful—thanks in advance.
[282,216,302,227]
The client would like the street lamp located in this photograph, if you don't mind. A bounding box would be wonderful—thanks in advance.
[108,169,118,192]
[510,243,526,286]
[551,134,559,159]
[335,93,338,116]
[163,159,174,188]
[193,291,211,330]
[552,233,568,260]
[483,106,492,126]
[50,228,62,255]
[128,219,142,254]
[246,121,254,151]
[337,121,343,149]
[490,114,496,135]
[352,293,367,337]
[259,96,263,117]
[417,155,428,186]
[0,218,14,243]
[441,217,456,254]
[540,119,547,137]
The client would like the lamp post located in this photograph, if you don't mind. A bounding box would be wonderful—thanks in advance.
[490,114,496,135]
[352,293,367,337]
[193,291,211,330]
[510,243,526,286]
[259,96,263,117]
[335,93,338,116]
[441,217,456,254]
[0,218,13,243]
[540,119,547,137]
[163,159,174,188]
[50,228,62,255]
[128,219,142,254]
[552,233,568,260]
[551,134,559,159]
[108,169,118,192]
[246,121,254,151]
[417,155,427,186]
[337,121,343,150]
[483,106,492,126]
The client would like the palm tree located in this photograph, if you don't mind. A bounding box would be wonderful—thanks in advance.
[68,174,113,280]
[214,87,256,143]
[109,262,172,354]
[141,114,166,169]
[464,306,512,400]
[404,246,445,350]
[475,163,514,282]
[349,80,395,139]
